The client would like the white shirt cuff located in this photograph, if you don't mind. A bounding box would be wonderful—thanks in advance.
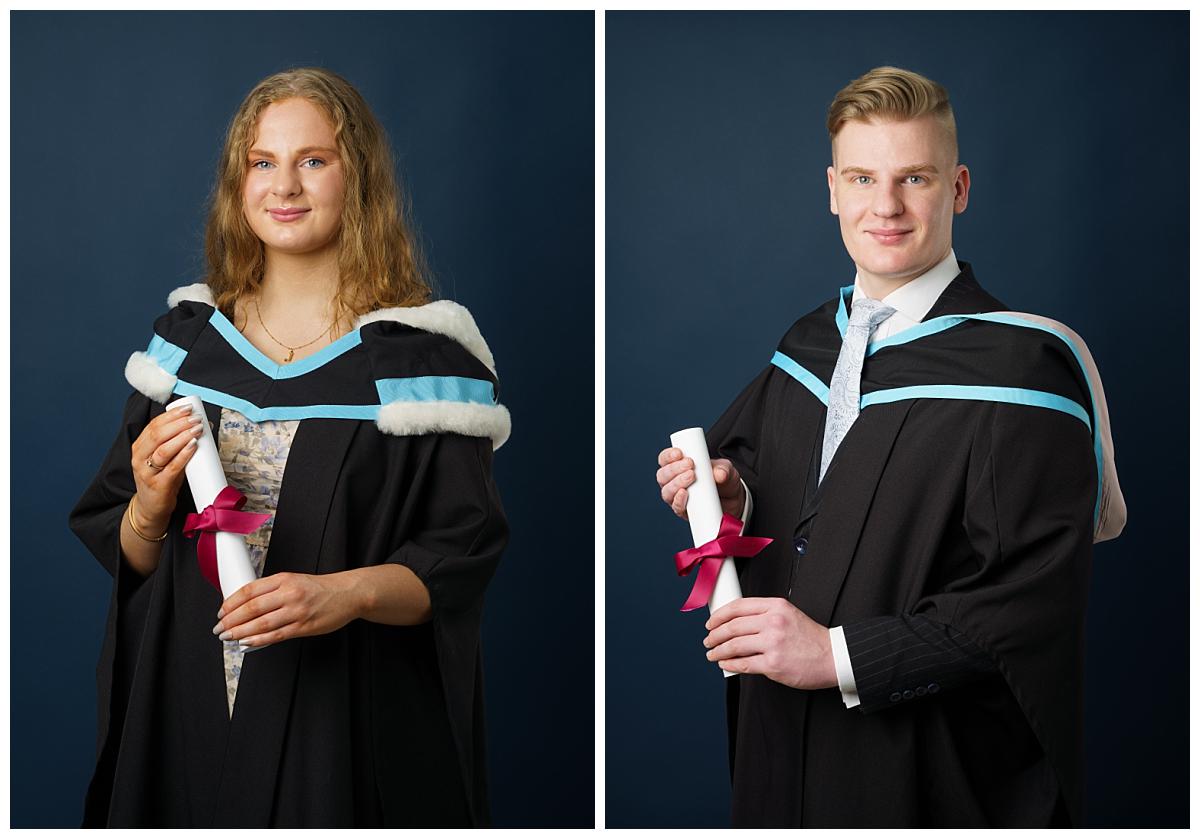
[829,625,860,708]
[739,479,753,527]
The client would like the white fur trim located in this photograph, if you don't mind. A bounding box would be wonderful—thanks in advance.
[377,400,511,450]
[355,300,497,375]
[167,283,215,309]
[125,351,177,404]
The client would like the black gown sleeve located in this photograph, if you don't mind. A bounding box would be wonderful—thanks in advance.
[915,393,1095,691]
[383,432,508,616]
[378,430,508,827]
[706,366,775,518]
[67,388,159,816]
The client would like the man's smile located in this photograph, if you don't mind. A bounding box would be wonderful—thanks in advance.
[866,228,912,245]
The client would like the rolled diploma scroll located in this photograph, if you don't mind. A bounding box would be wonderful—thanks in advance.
[166,395,257,651]
[670,427,743,677]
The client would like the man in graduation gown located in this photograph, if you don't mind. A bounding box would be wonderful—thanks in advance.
[656,66,1124,827]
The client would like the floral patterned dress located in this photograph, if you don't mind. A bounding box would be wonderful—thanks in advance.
[216,406,299,717]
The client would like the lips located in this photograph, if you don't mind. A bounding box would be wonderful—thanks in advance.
[867,229,910,244]
[269,208,310,222]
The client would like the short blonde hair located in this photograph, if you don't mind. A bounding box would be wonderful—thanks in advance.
[827,66,957,162]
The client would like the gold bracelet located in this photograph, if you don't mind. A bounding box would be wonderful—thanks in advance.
[127,494,168,542]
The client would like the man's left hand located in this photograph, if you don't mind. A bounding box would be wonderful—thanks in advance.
[704,597,839,690]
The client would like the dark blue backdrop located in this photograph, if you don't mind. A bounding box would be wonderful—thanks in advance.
[606,11,1187,828]
[12,11,593,828]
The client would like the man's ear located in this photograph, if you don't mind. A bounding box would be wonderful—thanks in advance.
[953,163,970,214]
[827,165,838,215]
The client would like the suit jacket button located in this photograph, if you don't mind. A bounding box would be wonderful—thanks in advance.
[793,536,808,555]
[915,686,927,697]
[889,692,902,702]
[902,689,914,700]
[928,683,940,694]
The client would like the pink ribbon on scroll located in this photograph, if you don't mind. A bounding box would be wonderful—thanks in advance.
[673,514,772,612]
[182,485,270,591]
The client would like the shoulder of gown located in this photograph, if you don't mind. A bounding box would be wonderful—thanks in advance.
[123,285,512,450]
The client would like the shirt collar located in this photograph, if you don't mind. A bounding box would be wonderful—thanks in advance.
[850,248,960,322]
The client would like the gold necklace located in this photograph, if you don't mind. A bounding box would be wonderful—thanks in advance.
[252,299,336,364]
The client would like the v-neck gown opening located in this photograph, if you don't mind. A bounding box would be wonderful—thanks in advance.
[216,406,299,717]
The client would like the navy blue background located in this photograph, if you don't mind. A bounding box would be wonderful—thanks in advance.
[12,12,593,828]
[606,11,1187,828]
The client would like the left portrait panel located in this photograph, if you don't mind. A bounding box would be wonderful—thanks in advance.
[12,11,594,828]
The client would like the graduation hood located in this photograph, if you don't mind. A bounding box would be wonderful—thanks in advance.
[124,283,512,449]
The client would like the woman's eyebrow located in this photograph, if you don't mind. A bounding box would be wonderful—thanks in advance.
[248,146,338,158]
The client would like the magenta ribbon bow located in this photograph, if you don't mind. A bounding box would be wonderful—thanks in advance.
[674,513,773,612]
[182,485,270,591]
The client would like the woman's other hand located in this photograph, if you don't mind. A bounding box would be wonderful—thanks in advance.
[130,403,205,528]
[213,571,362,649]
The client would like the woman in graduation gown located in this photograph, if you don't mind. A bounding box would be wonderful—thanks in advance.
[68,67,510,827]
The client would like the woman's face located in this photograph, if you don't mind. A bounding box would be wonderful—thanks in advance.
[242,97,346,259]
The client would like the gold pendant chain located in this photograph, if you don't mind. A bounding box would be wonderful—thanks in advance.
[251,298,336,364]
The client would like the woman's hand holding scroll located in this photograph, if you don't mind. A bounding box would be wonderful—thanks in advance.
[119,403,207,577]
[130,403,205,526]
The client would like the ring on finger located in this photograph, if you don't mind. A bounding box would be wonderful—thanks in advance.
[146,457,165,471]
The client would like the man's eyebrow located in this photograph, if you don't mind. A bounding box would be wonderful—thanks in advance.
[839,163,939,176]
[247,146,338,158]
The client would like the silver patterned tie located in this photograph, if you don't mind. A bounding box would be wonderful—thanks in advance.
[819,297,895,484]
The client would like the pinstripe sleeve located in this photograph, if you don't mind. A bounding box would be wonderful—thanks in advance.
[841,614,999,714]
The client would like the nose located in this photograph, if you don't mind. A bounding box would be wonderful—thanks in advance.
[871,182,903,218]
[270,166,301,199]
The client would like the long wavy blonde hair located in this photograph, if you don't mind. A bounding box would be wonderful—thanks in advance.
[203,67,431,333]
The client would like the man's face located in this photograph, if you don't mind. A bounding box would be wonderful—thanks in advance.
[826,115,969,294]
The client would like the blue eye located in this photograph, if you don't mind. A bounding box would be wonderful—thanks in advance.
[301,158,325,169]
[854,175,871,185]
[906,175,925,185]
[250,160,273,170]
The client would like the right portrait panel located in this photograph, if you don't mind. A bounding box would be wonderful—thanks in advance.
[605,10,1185,828]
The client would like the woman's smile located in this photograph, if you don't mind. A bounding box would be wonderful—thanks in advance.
[268,207,310,222]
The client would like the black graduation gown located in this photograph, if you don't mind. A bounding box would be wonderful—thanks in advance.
[709,263,1100,827]
[68,286,510,827]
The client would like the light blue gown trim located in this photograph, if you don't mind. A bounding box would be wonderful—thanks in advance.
[770,351,829,405]
[170,375,497,422]
[834,284,852,338]
[172,380,381,422]
[868,311,1081,356]
[777,302,1106,525]
[865,316,964,356]
[375,376,497,405]
[146,334,188,375]
[207,309,363,380]
[860,385,1091,431]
